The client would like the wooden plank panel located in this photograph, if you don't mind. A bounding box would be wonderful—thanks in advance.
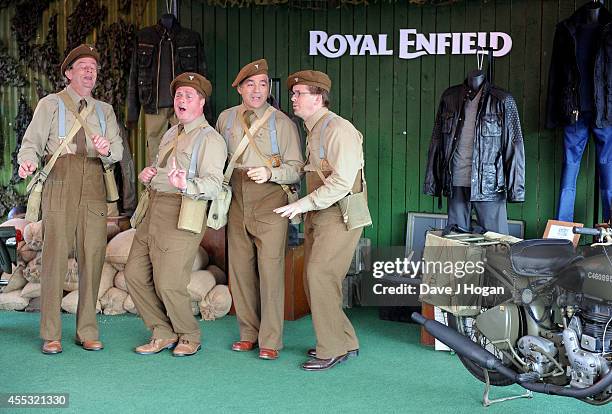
[405,3,422,216]
[521,0,543,238]
[239,8,252,66]
[377,3,394,246]
[325,8,340,113]
[227,7,241,108]
[390,2,408,246]
[275,6,290,111]
[214,7,229,116]
[252,6,264,61]
[364,4,381,244]
[339,7,354,120]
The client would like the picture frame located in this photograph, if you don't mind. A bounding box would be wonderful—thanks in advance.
[543,219,583,247]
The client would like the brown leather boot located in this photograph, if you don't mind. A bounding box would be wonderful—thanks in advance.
[41,340,62,355]
[134,338,178,355]
[172,339,201,357]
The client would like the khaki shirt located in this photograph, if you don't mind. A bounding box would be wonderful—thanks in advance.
[151,114,227,200]
[17,85,123,168]
[215,102,303,185]
[297,107,364,212]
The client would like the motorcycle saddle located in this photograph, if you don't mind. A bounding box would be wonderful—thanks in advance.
[510,238,578,277]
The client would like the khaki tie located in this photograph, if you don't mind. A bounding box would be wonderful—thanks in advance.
[75,99,87,155]
[159,124,184,168]
[243,110,254,128]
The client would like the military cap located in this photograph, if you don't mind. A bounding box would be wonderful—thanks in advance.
[287,70,332,92]
[61,44,100,75]
[232,59,268,87]
[170,72,213,98]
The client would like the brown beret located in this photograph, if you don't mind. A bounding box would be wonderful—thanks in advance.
[170,72,212,98]
[61,44,100,75]
[287,70,332,92]
[232,59,268,88]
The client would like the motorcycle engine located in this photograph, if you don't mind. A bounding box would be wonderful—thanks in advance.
[563,303,612,391]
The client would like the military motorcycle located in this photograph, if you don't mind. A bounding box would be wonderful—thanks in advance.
[413,226,612,406]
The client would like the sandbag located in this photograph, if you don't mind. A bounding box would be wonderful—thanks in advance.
[123,294,138,314]
[17,242,38,263]
[1,265,27,293]
[114,271,127,292]
[200,285,232,321]
[187,270,216,302]
[111,262,125,272]
[206,265,227,285]
[0,218,29,235]
[64,258,79,292]
[61,291,79,314]
[21,282,41,298]
[23,220,43,250]
[0,290,30,310]
[107,222,121,241]
[191,246,210,271]
[25,296,41,312]
[105,228,136,265]
[98,262,117,300]
[100,287,128,315]
[23,252,42,283]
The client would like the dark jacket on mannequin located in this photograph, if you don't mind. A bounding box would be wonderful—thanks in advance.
[546,2,612,129]
[127,16,208,124]
[423,81,525,203]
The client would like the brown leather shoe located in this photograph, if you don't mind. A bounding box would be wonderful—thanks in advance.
[75,339,104,351]
[134,338,178,355]
[258,348,279,360]
[231,340,257,352]
[41,340,62,355]
[307,348,359,358]
[172,339,201,357]
[301,354,348,371]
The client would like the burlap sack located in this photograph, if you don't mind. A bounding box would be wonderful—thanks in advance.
[21,282,41,298]
[200,285,232,321]
[0,290,30,310]
[23,252,42,283]
[114,271,127,292]
[0,218,29,234]
[107,222,121,241]
[206,265,227,285]
[187,270,216,301]
[123,294,138,314]
[111,262,125,272]
[100,287,128,315]
[191,246,210,271]
[1,265,27,293]
[64,258,79,292]
[17,242,38,263]
[23,220,43,250]
[105,228,136,265]
[98,262,117,300]
[61,291,79,314]
[25,296,41,312]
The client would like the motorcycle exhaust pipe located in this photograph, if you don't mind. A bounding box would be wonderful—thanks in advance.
[411,312,612,400]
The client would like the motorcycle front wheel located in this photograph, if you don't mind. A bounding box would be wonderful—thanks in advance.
[447,312,518,386]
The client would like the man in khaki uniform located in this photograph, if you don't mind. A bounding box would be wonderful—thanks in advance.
[17,44,124,354]
[275,70,367,371]
[216,59,303,360]
[124,73,226,357]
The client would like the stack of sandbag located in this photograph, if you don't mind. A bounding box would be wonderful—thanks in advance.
[0,220,232,320]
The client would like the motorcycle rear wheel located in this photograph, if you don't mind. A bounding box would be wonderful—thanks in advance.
[447,313,517,386]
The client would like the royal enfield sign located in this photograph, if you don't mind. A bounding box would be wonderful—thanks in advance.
[309,30,512,59]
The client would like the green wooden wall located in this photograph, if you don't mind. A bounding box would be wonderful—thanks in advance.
[1,0,610,247]
[180,0,611,246]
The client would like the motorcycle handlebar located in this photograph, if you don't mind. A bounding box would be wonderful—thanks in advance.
[572,227,602,236]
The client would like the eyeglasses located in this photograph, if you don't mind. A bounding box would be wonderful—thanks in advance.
[289,91,316,99]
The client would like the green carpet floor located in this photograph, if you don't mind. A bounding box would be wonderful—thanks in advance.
[0,307,608,413]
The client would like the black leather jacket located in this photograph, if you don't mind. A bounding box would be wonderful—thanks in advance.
[423,82,525,203]
[127,20,207,123]
[546,3,612,129]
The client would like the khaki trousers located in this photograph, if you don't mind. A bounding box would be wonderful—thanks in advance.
[124,190,204,342]
[303,171,362,359]
[144,108,177,165]
[228,169,288,350]
[40,155,108,341]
